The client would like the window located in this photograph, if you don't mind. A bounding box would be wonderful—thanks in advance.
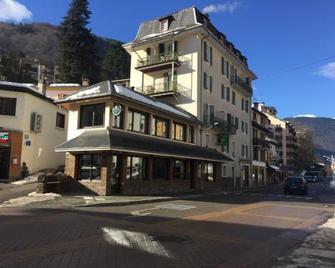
[56,112,65,129]
[232,91,236,105]
[0,97,16,116]
[203,72,208,89]
[152,116,169,138]
[80,103,105,128]
[226,87,230,102]
[221,84,225,99]
[203,103,208,125]
[245,99,249,113]
[209,105,215,125]
[242,98,244,111]
[204,41,208,61]
[203,163,214,181]
[154,158,169,180]
[245,123,248,134]
[209,46,213,65]
[128,109,147,133]
[127,156,146,180]
[242,121,245,133]
[242,145,245,157]
[221,57,225,75]
[223,165,227,177]
[78,154,101,180]
[160,19,169,31]
[235,117,239,130]
[206,134,210,147]
[189,126,195,143]
[172,122,186,141]
[246,146,249,158]
[174,160,185,179]
[226,61,229,78]
[112,103,124,129]
[209,76,213,92]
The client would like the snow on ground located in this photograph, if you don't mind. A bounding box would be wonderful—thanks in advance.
[0,192,61,208]
[274,213,335,267]
[11,173,42,185]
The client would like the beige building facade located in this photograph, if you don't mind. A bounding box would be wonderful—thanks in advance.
[124,7,256,188]
[0,82,67,180]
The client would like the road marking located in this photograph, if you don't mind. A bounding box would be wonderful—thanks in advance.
[234,212,303,222]
[130,207,160,216]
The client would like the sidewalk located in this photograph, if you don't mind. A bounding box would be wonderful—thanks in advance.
[273,213,335,267]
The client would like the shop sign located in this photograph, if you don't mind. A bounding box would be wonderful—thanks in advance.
[217,133,229,146]
[0,132,9,143]
[112,105,122,116]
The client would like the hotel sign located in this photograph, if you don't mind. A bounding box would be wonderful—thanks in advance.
[0,132,9,143]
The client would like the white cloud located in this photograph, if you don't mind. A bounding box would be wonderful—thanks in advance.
[294,114,317,118]
[316,61,335,80]
[0,0,32,23]
[202,1,241,14]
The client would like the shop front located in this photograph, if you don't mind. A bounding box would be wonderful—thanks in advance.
[57,128,232,195]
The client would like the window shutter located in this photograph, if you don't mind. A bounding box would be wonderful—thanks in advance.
[221,57,225,75]
[241,98,244,111]
[209,76,213,92]
[174,41,178,53]
[210,46,213,65]
[203,72,207,89]
[221,84,225,99]
[204,41,208,61]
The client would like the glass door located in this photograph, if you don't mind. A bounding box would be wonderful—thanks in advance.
[110,155,121,194]
[0,147,10,180]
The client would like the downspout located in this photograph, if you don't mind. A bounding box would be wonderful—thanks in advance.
[199,31,209,147]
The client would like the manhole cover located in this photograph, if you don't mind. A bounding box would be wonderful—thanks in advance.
[152,234,191,243]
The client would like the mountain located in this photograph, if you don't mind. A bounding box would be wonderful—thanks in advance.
[286,116,335,159]
[0,22,129,80]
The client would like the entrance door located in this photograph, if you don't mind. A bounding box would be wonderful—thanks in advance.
[0,147,10,180]
[110,155,121,194]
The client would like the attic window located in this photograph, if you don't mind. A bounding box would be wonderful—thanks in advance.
[160,19,169,32]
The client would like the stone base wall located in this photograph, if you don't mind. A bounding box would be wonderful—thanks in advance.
[200,177,234,192]
[78,180,107,196]
[124,179,194,195]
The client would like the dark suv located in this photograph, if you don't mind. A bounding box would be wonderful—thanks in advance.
[284,176,308,195]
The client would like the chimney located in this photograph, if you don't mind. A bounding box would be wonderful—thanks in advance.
[82,78,89,87]
[37,75,47,95]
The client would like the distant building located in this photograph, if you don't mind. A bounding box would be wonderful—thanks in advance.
[124,7,256,188]
[0,81,67,180]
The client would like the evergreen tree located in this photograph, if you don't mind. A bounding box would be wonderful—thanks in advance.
[58,0,98,83]
[100,41,130,81]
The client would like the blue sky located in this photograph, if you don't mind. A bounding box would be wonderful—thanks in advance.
[1,0,335,118]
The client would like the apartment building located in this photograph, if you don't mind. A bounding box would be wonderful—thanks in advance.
[0,81,67,180]
[124,7,256,188]
[251,107,271,186]
[255,103,297,176]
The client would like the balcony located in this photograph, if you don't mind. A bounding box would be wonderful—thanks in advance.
[135,53,180,73]
[141,82,183,98]
[213,116,237,135]
[230,75,253,94]
[253,138,270,149]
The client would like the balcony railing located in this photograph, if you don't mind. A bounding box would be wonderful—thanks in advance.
[253,138,270,149]
[141,81,182,97]
[213,116,237,135]
[230,75,253,94]
[136,53,180,73]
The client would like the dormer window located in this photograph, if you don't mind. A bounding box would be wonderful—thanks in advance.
[160,19,169,31]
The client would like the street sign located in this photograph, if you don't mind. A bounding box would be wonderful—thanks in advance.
[0,132,9,143]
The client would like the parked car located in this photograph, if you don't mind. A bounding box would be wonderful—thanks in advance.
[304,175,317,183]
[284,176,308,195]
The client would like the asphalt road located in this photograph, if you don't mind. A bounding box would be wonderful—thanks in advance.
[0,181,334,268]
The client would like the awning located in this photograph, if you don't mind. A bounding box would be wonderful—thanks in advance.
[56,129,233,163]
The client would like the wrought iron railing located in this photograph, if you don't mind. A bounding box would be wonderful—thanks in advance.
[141,81,181,95]
[230,75,252,94]
[137,52,179,68]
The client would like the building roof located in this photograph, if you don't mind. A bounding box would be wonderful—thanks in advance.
[56,80,199,123]
[0,81,55,104]
[55,128,233,163]
[131,6,250,70]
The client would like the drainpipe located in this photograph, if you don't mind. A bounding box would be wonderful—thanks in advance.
[199,32,209,147]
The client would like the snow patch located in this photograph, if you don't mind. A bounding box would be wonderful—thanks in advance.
[0,191,61,208]
[11,173,41,185]
[115,84,190,119]
[65,86,101,100]
[49,83,81,87]
[294,114,317,118]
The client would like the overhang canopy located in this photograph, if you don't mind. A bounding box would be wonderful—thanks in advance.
[56,129,233,163]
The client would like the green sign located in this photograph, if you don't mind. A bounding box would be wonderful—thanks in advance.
[0,132,9,143]
[112,105,122,116]
[217,133,229,145]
